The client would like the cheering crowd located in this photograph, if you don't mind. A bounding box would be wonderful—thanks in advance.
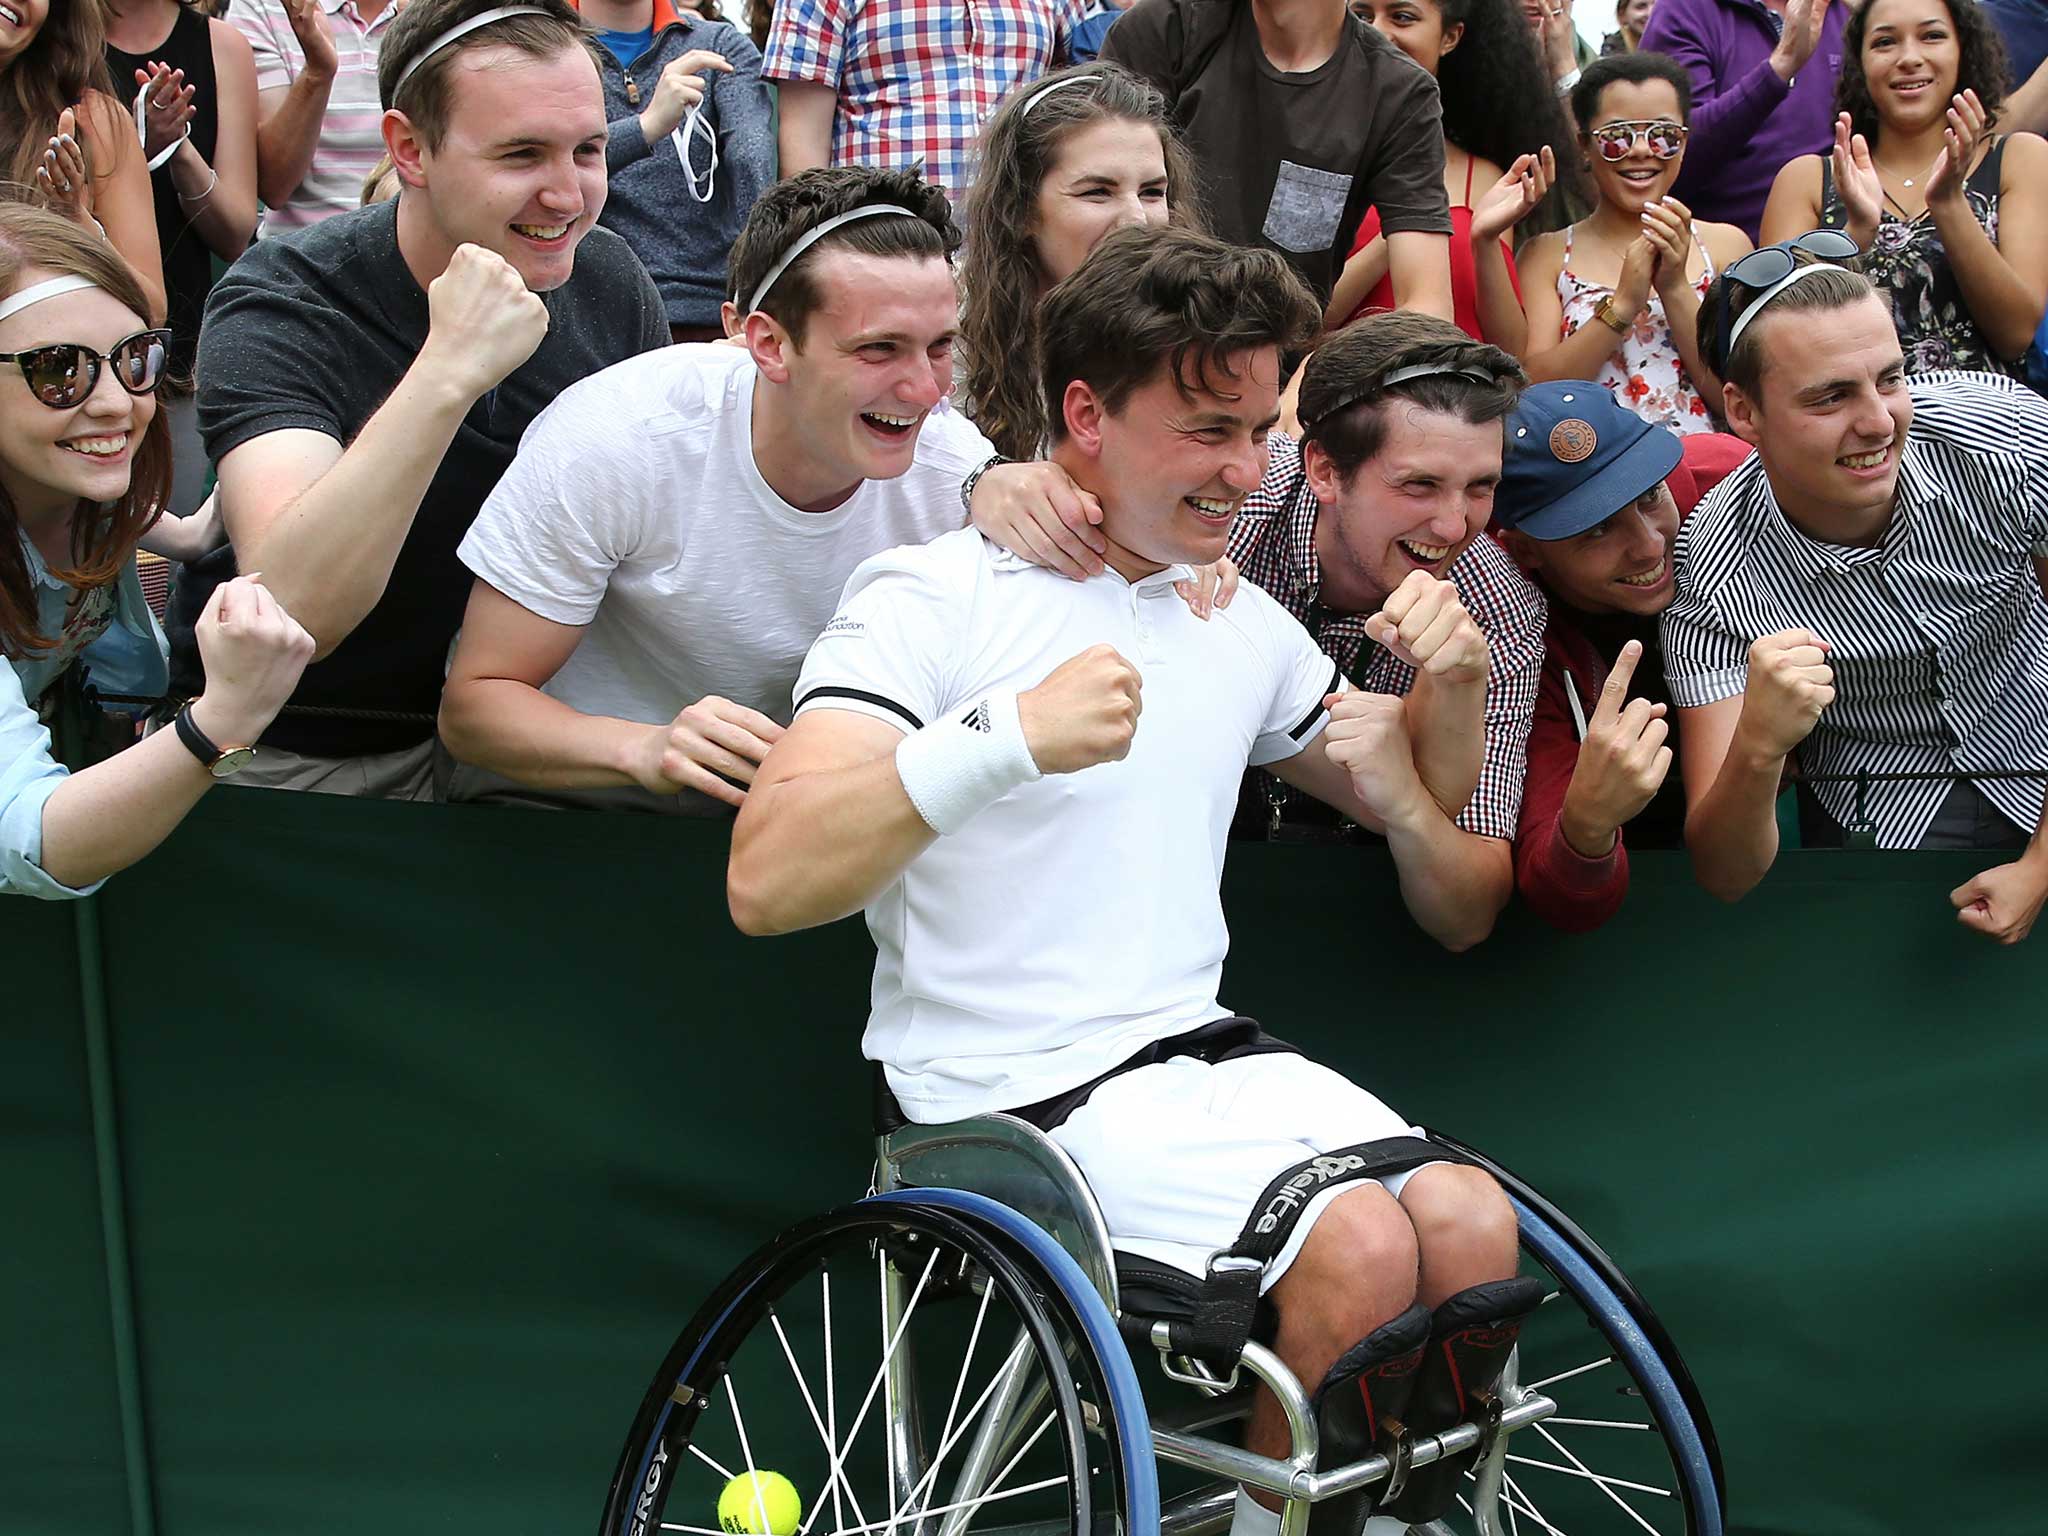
[3,0,2048,948]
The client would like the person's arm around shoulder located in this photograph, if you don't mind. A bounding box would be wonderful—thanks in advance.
[11,578,312,898]
[216,244,550,657]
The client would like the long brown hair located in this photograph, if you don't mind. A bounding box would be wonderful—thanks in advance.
[0,0,117,199]
[960,64,1205,463]
[0,203,170,659]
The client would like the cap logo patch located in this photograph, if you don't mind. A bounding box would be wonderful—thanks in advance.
[1549,419,1598,463]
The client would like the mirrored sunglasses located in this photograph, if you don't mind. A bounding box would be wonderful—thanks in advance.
[0,329,173,409]
[1589,119,1689,161]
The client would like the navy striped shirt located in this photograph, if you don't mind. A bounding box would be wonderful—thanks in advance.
[1661,372,2048,848]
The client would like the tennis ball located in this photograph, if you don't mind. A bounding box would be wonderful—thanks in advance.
[717,1470,802,1536]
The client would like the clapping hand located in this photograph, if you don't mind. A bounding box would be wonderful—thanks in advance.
[1830,113,1882,248]
[134,63,197,163]
[1923,89,1987,210]
[36,107,93,227]
[1471,148,1557,247]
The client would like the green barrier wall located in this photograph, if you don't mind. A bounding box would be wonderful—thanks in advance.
[8,789,2044,1536]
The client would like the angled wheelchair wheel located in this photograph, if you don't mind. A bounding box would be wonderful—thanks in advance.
[601,1192,1156,1536]
[1423,1132,1727,1536]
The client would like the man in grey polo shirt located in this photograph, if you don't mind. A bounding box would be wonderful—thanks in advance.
[1666,243,2048,944]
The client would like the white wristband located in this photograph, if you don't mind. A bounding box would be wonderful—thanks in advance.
[895,690,1042,834]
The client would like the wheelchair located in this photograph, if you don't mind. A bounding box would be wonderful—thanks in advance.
[600,1108,1725,1536]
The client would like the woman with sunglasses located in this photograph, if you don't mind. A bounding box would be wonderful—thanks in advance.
[1328,0,1571,350]
[0,0,168,329]
[1518,52,1752,432]
[1761,0,2048,376]
[0,205,311,900]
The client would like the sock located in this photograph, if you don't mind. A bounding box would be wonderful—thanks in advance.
[1362,1519,1412,1535]
[1230,1486,1284,1536]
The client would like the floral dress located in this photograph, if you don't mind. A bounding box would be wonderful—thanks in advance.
[1820,136,2019,379]
[1557,225,1717,435]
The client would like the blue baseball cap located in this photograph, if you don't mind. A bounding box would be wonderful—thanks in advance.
[1495,382,1683,541]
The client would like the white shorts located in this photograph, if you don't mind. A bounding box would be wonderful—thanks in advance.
[1046,1051,1430,1292]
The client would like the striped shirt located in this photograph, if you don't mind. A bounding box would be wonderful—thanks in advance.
[1229,434,1548,840]
[1661,371,2048,848]
[761,0,1084,202]
[233,0,398,235]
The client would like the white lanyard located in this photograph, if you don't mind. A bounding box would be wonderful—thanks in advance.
[669,97,717,203]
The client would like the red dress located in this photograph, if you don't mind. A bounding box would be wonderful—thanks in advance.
[1342,154,1522,341]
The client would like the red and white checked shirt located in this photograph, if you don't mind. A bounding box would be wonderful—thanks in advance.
[1228,434,1548,841]
[762,0,1085,202]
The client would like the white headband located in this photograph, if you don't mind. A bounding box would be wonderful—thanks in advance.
[0,275,98,326]
[1727,262,1848,349]
[393,5,553,91]
[1021,74,1097,115]
[743,204,922,315]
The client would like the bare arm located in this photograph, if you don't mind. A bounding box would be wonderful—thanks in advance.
[2002,53,2048,136]
[253,75,331,208]
[775,79,835,177]
[1759,154,1828,247]
[218,246,549,657]
[1324,235,1389,331]
[174,24,262,259]
[1677,693,1786,901]
[728,710,939,935]
[1471,230,1528,354]
[438,580,784,803]
[81,94,168,326]
[1927,129,2048,360]
[1404,667,1485,821]
[1386,230,1456,323]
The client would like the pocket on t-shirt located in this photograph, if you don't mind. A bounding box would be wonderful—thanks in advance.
[1261,161,1354,255]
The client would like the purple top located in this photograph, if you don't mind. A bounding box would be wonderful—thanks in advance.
[1637,0,1849,240]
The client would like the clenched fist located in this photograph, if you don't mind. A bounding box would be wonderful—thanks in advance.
[1018,644,1142,774]
[1559,639,1673,857]
[420,244,551,402]
[1322,689,1426,825]
[1737,628,1834,760]
[1364,570,1490,685]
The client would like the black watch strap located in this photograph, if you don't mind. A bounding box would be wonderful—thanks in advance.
[960,453,1010,516]
[173,703,223,768]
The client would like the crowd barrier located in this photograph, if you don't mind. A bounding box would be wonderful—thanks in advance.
[9,788,2044,1535]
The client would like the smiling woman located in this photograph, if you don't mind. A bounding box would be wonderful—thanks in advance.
[0,204,312,900]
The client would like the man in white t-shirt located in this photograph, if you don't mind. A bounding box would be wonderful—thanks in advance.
[727,225,1542,1536]
[443,166,1093,812]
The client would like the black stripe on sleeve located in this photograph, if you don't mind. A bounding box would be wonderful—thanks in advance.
[1288,660,1344,741]
[796,687,925,732]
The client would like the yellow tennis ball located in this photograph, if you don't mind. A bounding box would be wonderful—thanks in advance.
[717,1470,801,1536]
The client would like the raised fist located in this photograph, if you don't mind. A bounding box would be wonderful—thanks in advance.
[1737,628,1834,760]
[1321,689,1425,825]
[422,244,551,400]
[1364,570,1489,685]
[1018,644,1142,774]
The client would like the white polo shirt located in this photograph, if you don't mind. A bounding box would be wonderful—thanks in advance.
[793,527,1344,1122]
[459,344,991,734]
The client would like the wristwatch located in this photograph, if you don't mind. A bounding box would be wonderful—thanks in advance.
[173,703,257,779]
[1594,295,1635,335]
[959,453,1011,517]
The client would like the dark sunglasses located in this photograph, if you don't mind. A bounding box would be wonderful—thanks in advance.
[1708,229,1861,372]
[1589,119,1688,161]
[0,329,172,409]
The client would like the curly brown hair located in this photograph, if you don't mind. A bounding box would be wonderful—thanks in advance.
[0,0,117,199]
[0,203,171,659]
[1837,0,2009,145]
[959,63,1204,462]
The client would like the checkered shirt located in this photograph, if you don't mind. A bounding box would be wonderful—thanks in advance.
[1228,434,1548,840]
[762,0,1085,202]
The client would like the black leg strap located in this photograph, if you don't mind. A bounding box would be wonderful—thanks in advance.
[1304,1302,1431,1535]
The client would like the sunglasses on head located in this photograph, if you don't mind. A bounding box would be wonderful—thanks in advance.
[1589,118,1689,161]
[0,329,172,410]
[1709,228,1861,370]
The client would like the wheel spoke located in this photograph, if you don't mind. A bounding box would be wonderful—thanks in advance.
[896,1333,1035,1524]
[769,1306,870,1533]
[1508,1449,1675,1503]
[1500,1471,1568,1536]
[1543,1417,1652,1431]
[818,1475,1070,1536]
[824,1269,845,1536]
[1523,1356,1615,1392]
[724,1376,777,1536]
[1524,1421,1671,1536]
[878,1252,896,1536]
[688,1444,736,1482]
[795,1247,943,1536]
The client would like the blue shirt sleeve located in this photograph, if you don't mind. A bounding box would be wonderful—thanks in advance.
[0,661,101,901]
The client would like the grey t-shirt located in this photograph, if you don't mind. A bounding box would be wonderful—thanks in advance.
[169,201,670,757]
[1104,0,1452,300]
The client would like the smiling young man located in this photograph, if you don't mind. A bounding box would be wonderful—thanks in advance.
[1668,250,2048,943]
[1228,310,1545,951]
[727,224,1537,1536]
[165,0,669,798]
[439,167,1006,811]
[1492,381,1750,931]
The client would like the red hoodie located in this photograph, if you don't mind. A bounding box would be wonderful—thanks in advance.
[1513,433,1751,932]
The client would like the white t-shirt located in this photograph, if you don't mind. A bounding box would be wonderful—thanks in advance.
[794,528,1344,1122]
[458,344,993,731]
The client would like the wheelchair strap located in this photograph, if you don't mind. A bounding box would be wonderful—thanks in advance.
[1163,1136,1471,1370]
